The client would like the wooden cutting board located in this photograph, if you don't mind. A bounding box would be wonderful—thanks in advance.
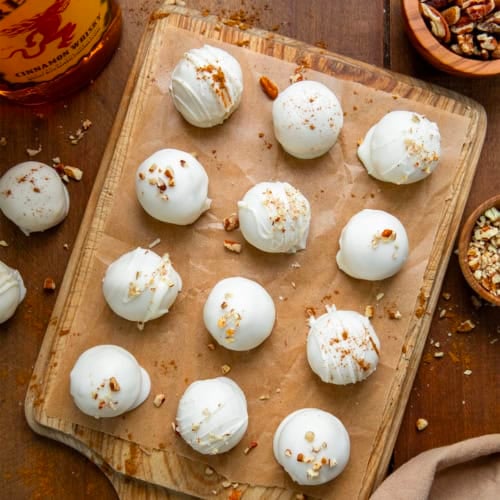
[25,4,486,499]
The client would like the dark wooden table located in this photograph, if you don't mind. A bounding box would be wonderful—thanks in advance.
[0,1,498,498]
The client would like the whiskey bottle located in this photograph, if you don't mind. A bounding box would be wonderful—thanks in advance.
[0,0,122,105]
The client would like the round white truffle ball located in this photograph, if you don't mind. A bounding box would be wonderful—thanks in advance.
[336,209,409,281]
[102,247,182,324]
[169,44,244,128]
[272,80,343,159]
[307,306,381,385]
[70,345,151,418]
[357,110,441,184]
[237,181,311,253]
[136,149,211,225]
[0,161,69,235]
[203,276,276,351]
[176,377,248,455]
[273,408,350,485]
[0,260,26,324]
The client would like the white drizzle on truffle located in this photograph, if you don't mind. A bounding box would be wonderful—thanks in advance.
[307,306,381,385]
[358,110,441,184]
[176,377,248,455]
[169,45,244,128]
[102,247,182,324]
[237,181,311,253]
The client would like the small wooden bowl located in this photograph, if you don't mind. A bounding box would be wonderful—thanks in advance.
[458,194,500,306]
[401,0,500,77]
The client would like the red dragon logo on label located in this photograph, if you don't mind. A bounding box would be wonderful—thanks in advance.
[1,0,76,59]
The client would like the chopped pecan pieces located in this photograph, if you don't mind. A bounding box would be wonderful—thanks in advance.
[43,277,56,291]
[259,76,279,100]
[421,0,499,59]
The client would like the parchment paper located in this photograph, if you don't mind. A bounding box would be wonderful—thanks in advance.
[43,26,471,498]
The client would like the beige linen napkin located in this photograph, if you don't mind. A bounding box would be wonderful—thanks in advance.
[371,434,500,500]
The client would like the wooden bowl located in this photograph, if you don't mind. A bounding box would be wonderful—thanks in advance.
[401,0,500,77]
[458,194,500,306]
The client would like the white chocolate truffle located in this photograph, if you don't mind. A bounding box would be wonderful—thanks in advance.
[307,306,380,385]
[70,345,151,418]
[169,45,244,128]
[273,408,350,485]
[237,181,311,253]
[272,80,343,159]
[336,209,409,281]
[203,276,276,351]
[176,377,248,455]
[358,110,441,184]
[0,161,69,235]
[136,149,211,225]
[102,247,182,324]
[0,260,26,324]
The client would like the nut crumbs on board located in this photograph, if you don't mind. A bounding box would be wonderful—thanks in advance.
[223,240,242,253]
[416,418,429,431]
[43,278,56,291]
[153,394,166,407]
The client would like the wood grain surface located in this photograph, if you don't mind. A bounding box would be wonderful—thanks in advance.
[0,1,498,500]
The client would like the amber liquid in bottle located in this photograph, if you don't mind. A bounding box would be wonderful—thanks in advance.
[0,0,122,105]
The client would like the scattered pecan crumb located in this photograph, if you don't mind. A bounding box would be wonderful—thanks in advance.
[204,466,214,476]
[416,418,429,431]
[0,240,8,247]
[376,292,385,301]
[207,343,216,351]
[223,240,242,253]
[442,292,451,300]
[304,431,315,442]
[365,305,374,319]
[26,144,42,157]
[228,489,242,500]
[434,351,445,358]
[63,165,83,181]
[148,237,161,249]
[439,308,447,319]
[0,137,7,146]
[43,278,56,291]
[221,364,231,374]
[243,441,258,454]
[464,369,472,376]
[69,119,92,144]
[223,213,239,231]
[456,319,476,333]
[305,306,316,317]
[259,394,270,400]
[259,75,279,100]
[388,309,402,320]
[108,377,120,392]
[153,393,166,407]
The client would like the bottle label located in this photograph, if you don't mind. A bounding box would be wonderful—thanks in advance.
[0,0,111,85]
